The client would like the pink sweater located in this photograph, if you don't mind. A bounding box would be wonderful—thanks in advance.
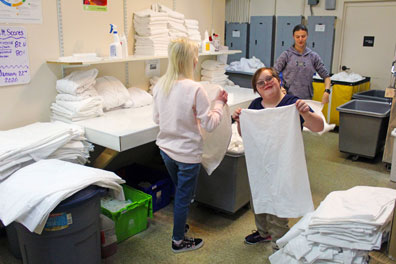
[153,79,224,163]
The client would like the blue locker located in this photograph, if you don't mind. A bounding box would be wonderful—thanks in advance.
[274,16,303,63]
[249,16,275,67]
[307,16,336,74]
[225,22,248,63]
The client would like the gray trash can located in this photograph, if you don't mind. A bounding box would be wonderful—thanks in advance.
[195,152,250,213]
[5,222,21,259]
[351,90,392,103]
[225,71,253,88]
[337,100,391,159]
[15,185,107,264]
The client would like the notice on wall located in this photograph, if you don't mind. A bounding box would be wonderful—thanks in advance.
[83,0,107,11]
[145,59,160,77]
[0,0,42,24]
[0,26,30,86]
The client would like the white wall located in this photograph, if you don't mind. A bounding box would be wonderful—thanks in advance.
[0,0,225,130]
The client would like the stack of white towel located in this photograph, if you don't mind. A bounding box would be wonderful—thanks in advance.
[152,4,188,40]
[270,186,396,264]
[0,121,93,181]
[133,9,170,56]
[51,69,104,122]
[0,159,125,234]
[201,60,232,86]
[184,19,201,43]
[225,56,265,73]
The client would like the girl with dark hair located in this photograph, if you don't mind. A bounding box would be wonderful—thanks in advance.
[274,24,331,105]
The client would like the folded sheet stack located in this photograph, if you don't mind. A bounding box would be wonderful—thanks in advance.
[133,9,170,56]
[0,121,93,181]
[152,3,188,40]
[201,59,231,87]
[269,186,396,264]
[0,159,125,234]
[184,19,201,43]
[51,68,103,122]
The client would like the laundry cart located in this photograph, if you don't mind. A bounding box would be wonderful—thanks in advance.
[195,152,250,214]
[312,77,371,126]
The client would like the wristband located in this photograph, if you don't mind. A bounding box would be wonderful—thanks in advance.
[325,89,331,94]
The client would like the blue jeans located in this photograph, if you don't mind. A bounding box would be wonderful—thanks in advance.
[160,150,201,241]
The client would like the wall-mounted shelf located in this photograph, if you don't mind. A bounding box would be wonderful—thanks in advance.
[46,50,242,66]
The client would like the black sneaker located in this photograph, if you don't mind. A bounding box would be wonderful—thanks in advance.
[244,230,272,245]
[172,237,204,253]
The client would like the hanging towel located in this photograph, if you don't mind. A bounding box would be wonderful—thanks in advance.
[200,83,232,175]
[240,104,314,218]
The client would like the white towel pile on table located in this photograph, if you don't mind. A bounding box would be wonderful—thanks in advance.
[227,123,244,154]
[127,87,153,108]
[201,60,232,86]
[225,56,265,73]
[51,69,103,122]
[269,186,396,264]
[133,9,170,56]
[94,76,133,111]
[184,19,201,43]
[313,71,365,83]
[152,3,188,40]
[0,159,125,234]
[0,121,93,181]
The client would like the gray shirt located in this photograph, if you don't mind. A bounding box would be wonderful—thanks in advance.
[274,46,329,99]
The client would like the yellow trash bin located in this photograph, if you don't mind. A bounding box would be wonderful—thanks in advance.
[312,77,371,126]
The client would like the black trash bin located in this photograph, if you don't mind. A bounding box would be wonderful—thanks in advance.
[15,185,107,264]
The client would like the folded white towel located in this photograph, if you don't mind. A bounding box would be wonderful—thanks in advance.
[94,76,133,111]
[56,69,98,96]
[127,87,153,107]
[134,8,168,18]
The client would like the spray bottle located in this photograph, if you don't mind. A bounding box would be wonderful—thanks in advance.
[109,24,122,58]
[120,33,129,58]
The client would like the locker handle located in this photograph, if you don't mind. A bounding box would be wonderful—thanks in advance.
[230,42,233,48]
[312,42,315,48]
[259,22,263,24]
[255,40,257,45]
[282,41,284,46]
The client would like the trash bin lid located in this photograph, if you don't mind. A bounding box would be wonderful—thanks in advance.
[56,185,107,210]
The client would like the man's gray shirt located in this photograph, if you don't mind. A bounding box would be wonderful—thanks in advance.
[274,46,329,99]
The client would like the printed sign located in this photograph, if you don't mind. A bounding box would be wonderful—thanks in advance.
[83,0,107,11]
[0,26,30,86]
[0,0,42,24]
[145,59,160,77]
[315,24,326,32]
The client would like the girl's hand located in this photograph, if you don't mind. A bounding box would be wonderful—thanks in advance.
[216,90,228,104]
[232,108,242,123]
[296,99,310,114]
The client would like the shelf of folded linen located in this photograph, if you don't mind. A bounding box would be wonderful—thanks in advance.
[46,50,242,66]
[71,85,257,152]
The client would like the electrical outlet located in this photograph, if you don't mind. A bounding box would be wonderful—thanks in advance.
[308,0,319,5]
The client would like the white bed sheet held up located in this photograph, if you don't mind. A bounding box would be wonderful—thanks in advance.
[240,104,314,218]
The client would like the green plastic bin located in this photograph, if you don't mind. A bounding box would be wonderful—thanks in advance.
[101,185,152,242]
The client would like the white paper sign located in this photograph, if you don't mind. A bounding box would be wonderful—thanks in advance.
[145,59,160,77]
[0,26,30,86]
[315,24,326,32]
[0,0,42,24]
[232,30,240,38]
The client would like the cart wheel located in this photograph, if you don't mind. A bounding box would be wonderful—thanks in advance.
[386,163,392,171]
[351,155,359,161]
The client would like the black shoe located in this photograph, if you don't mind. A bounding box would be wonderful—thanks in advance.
[185,224,189,234]
[244,230,272,245]
[172,237,204,253]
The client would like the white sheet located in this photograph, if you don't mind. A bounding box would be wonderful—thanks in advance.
[95,76,132,111]
[303,100,335,135]
[56,68,98,96]
[200,84,232,175]
[240,105,314,217]
[0,159,125,234]
[127,87,153,108]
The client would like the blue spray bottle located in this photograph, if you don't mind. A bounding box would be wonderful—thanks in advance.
[109,24,122,58]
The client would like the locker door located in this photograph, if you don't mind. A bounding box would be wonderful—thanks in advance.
[249,16,275,67]
[274,16,303,62]
[225,22,248,63]
[307,16,336,74]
